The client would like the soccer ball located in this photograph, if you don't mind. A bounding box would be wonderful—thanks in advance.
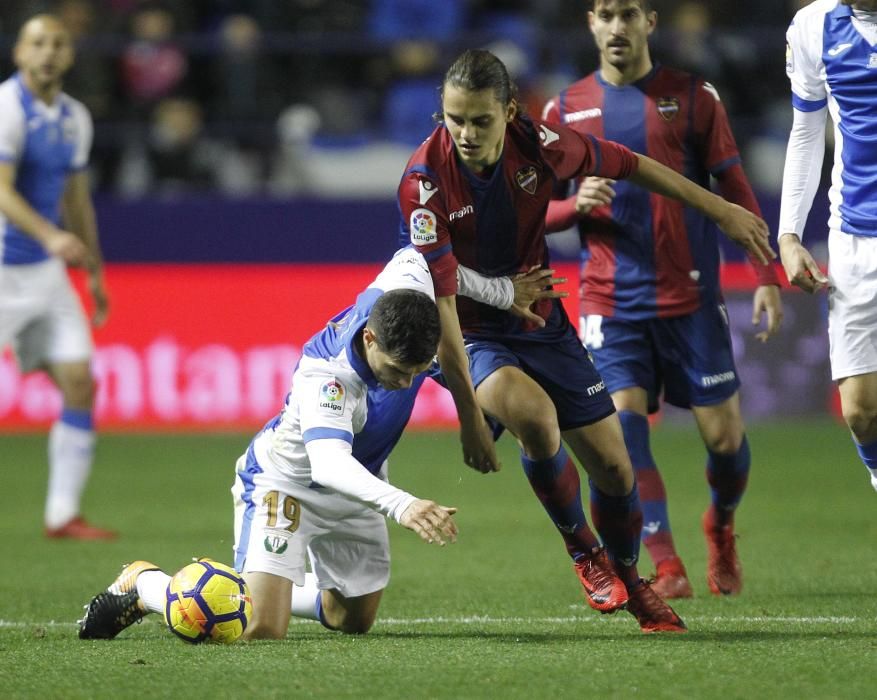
[164,560,253,644]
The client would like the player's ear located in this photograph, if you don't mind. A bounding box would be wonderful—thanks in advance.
[506,99,517,123]
[647,10,658,35]
[362,326,377,349]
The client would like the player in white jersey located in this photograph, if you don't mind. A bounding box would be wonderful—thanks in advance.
[78,248,467,640]
[0,15,114,538]
[779,0,877,492]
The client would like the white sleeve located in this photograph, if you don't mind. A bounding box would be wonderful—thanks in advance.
[0,88,25,163]
[785,14,827,106]
[456,264,514,309]
[68,99,93,170]
[778,108,826,240]
[370,247,436,300]
[306,438,416,523]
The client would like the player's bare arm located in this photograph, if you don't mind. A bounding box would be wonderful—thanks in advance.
[398,500,458,545]
[778,233,828,294]
[630,154,775,265]
[0,161,89,266]
[63,171,108,325]
[435,295,501,473]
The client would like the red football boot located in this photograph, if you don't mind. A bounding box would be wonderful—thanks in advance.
[702,510,742,596]
[46,516,117,541]
[651,555,693,599]
[573,547,629,613]
[626,579,687,633]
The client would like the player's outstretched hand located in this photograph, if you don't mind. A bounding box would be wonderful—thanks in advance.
[575,177,616,216]
[778,234,828,294]
[399,499,458,545]
[716,203,776,266]
[752,285,783,343]
[460,415,501,473]
[509,266,568,328]
[45,229,90,267]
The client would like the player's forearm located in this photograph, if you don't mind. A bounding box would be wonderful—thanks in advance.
[629,154,730,222]
[64,201,102,266]
[435,295,481,420]
[545,196,579,232]
[63,176,104,265]
[0,184,61,247]
[778,108,826,241]
[456,264,514,309]
[307,438,416,522]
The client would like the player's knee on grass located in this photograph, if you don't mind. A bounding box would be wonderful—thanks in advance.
[322,589,381,634]
[242,571,292,640]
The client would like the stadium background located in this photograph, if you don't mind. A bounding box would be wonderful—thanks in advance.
[0,0,836,431]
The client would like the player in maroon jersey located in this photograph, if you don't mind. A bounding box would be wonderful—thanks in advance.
[397,48,774,632]
[541,0,783,598]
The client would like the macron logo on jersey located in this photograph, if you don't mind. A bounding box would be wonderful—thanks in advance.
[564,107,602,123]
[418,180,438,205]
[539,125,560,146]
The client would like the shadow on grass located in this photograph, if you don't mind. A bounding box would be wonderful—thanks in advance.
[370,628,877,643]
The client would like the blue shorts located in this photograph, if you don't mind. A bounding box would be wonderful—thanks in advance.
[465,319,616,432]
[580,302,740,413]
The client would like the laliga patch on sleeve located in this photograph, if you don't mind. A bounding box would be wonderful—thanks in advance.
[318,379,346,415]
[409,208,438,245]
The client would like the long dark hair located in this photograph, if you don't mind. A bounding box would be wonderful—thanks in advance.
[433,48,528,124]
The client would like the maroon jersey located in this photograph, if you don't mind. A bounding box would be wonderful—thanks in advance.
[543,65,778,320]
[397,115,637,335]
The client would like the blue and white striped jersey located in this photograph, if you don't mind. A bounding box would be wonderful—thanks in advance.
[784,0,877,237]
[0,73,92,264]
[256,247,436,483]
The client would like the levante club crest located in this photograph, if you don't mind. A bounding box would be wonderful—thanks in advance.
[516,166,538,194]
[657,97,680,122]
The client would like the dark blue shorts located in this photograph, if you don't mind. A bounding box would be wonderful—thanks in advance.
[465,319,616,432]
[580,302,740,412]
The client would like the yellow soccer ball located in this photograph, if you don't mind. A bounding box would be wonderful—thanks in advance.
[164,560,252,644]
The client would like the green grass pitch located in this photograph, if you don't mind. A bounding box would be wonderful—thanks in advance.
[1,419,875,699]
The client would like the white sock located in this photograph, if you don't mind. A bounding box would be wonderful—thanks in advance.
[137,571,172,615]
[45,419,95,528]
[869,469,877,493]
[290,573,321,621]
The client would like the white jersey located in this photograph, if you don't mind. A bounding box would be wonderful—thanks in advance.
[781,0,877,238]
[252,246,436,484]
[0,73,92,264]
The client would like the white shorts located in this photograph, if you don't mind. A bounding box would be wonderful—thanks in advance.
[231,441,391,599]
[827,230,877,381]
[0,258,92,372]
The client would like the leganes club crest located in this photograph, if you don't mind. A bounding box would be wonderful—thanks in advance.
[264,532,289,554]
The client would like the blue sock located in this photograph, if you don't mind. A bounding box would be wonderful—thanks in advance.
[315,592,337,631]
[589,482,642,586]
[60,407,93,431]
[618,411,675,560]
[854,438,877,477]
[521,446,600,560]
[706,436,751,526]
